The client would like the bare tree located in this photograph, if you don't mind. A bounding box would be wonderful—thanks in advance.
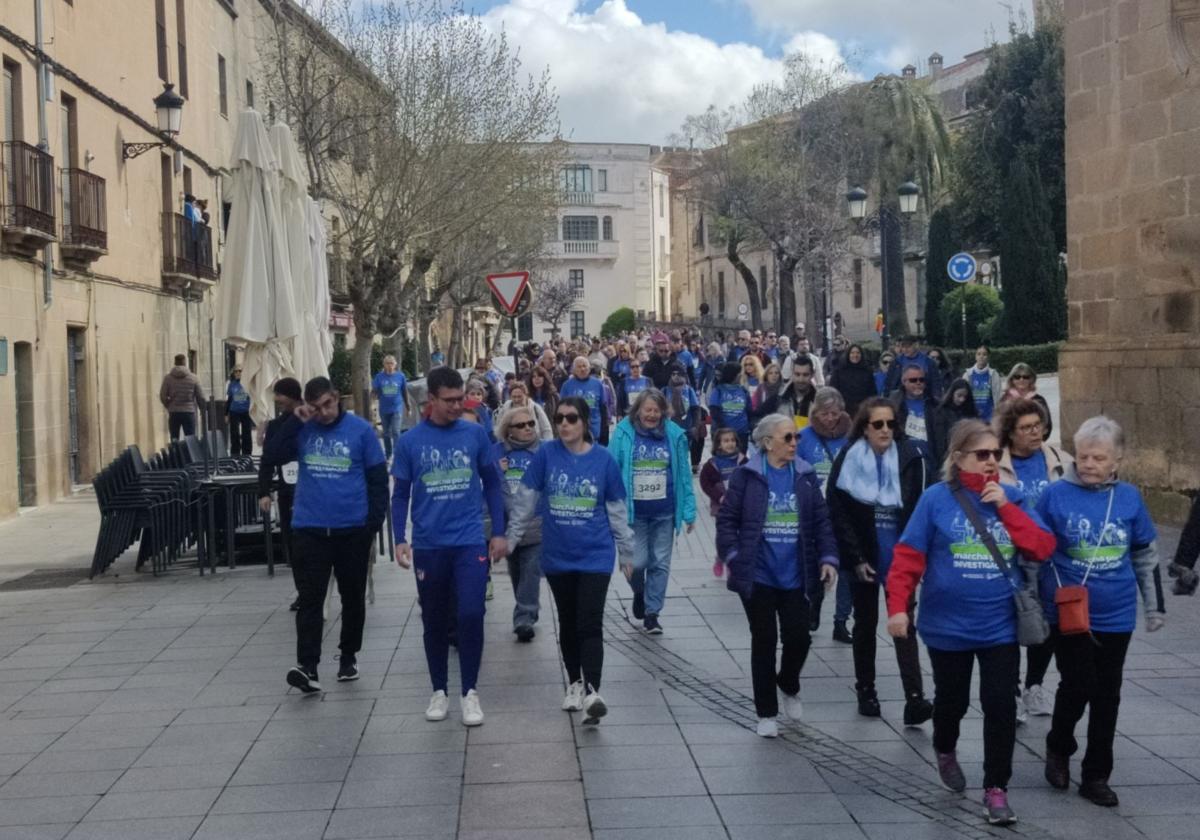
[261,0,560,401]
[533,274,578,338]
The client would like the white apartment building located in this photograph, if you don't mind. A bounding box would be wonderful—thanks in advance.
[517,143,671,341]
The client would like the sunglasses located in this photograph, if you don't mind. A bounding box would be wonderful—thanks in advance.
[904,377,926,384]
[869,419,898,430]
[1013,374,1033,380]
[968,448,1004,462]
[774,432,797,444]
[554,413,581,425]
[510,420,537,430]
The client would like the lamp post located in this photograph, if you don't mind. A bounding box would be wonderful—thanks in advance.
[847,181,920,350]
[123,83,185,160]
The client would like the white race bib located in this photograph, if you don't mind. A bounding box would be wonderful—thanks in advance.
[281,462,299,485]
[633,471,667,500]
[905,413,927,442]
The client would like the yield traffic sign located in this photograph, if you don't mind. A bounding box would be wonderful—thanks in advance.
[486,272,530,316]
[947,253,977,284]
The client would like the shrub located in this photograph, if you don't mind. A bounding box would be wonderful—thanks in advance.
[944,342,1062,375]
[938,285,1002,350]
[601,307,636,337]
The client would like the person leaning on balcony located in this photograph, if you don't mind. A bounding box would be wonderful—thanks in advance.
[160,354,207,441]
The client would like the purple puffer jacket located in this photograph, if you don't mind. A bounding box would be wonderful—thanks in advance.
[715,453,839,598]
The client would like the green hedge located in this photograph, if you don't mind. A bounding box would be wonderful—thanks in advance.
[944,342,1062,375]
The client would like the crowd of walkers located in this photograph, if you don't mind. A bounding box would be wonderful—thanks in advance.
[254,325,1179,829]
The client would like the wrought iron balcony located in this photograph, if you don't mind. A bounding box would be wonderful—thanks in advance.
[60,168,108,267]
[2,141,56,254]
[161,212,217,291]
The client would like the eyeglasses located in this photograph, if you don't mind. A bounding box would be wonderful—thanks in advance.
[774,432,797,444]
[510,420,537,430]
[1016,422,1043,434]
[904,377,926,384]
[554,413,581,425]
[869,419,898,430]
[967,448,1004,462]
[1013,374,1033,380]
[435,394,464,404]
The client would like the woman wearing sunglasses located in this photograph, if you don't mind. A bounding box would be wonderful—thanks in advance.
[886,420,1055,826]
[503,396,634,724]
[1002,363,1052,438]
[492,407,546,643]
[827,398,934,724]
[715,413,839,738]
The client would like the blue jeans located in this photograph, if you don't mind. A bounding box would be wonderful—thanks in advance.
[834,569,852,624]
[413,546,489,695]
[629,516,674,616]
[507,543,543,630]
[380,412,403,458]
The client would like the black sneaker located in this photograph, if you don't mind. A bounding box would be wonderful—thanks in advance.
[1078,779,1118,807]
[644,614,663,635]
[515,625,535,643]
[337,656,359,682]
[832,621,853,644]
[286,665,321,694]
[903,695,933,727]
[632,592,645,621]
[856,685,881,718]
[1045,749,1070,790]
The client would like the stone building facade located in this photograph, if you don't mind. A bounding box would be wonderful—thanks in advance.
[1060,0,1200,518]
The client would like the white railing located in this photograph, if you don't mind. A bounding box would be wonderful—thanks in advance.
[563,191,594,205]
[553,240,619,259]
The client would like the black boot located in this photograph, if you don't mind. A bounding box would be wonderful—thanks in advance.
[856,685,881,718]
[832,621,852,644]
[1044,750,1070,790]
[903,694,933,727]
[1079,778,1118,807]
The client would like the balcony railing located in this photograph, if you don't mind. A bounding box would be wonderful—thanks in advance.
[61,168,108,252]
[162,212,216,282]
[553,239,618,259]
[2,140,56,239]
[563,191,594,205]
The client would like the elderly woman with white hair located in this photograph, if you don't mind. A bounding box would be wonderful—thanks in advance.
[716,413,839,738]
[1035,416,1164,808]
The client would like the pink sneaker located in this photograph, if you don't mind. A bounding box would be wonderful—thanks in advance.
[983,787,1015,826]
[712,560,725,578]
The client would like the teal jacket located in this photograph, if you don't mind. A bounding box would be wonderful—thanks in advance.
[609,417,697,531]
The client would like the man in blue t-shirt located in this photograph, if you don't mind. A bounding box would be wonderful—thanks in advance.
[966,346,1003,422]
[885,336,941,401]
[893,364,944,467]
[392,367,507,728]
[261,377,389,694]
[371,355,409,459]
[225,366,255,457]
[560,356,607,441]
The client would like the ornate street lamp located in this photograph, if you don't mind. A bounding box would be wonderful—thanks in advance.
[846,182,921,349]
[123,83,185,160]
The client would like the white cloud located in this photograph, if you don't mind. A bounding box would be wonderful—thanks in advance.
[742,0,1019,72]
[476,0,832,144]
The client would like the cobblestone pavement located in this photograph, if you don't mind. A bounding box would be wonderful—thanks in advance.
[0,473,1197,839]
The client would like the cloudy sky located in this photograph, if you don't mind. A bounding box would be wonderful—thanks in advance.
[469,0,1023,144]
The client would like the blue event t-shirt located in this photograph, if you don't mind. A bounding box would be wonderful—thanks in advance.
[665,386,699,428]
[899,481,1045,651]
[875,505,901,583]
[521,440,625,575]
[631,432,674,520]
[711,453,741,482]
[1035,481,1156,633]
[559,376,605,440]
[1011,449,1050,509]
[623,376,650,401]
[969,368,994,421]
[797,427,846,497]
[226,380,251,415]
[612,359,631,380]
[491,441,536,491]
[392,419,494,548]
[874,370,888,396]
[372,371,408,415]
[903,399,931,459]
[710,384,750,433]
[292,413,386,529]
[757,463,802,590]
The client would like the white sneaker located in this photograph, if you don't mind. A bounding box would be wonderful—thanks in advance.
[562,680,585,712]
[425,690,449,722]
[581,689,608,725]
[1023,684,1053,717]
[461,689,484,727]
[756,717,779,738]
[1015,692,1028,725]
[780,692,803,721]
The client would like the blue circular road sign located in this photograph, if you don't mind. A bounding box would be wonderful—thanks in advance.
[947,252,977,284]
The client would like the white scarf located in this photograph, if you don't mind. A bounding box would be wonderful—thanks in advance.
[835,439,902,507]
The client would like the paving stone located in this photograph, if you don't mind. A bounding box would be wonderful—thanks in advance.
[0,795,100,827]
[192,809,331,840]
[63,816,201,840]
[577,745,694,771]
[583,766,707,799]
[699,763,829,794]
[464,742,580,783]
[0,770,122,799]
[336,776,461,808]
[83,787,222,821]
[228,756,351,786]
[323,805,458,838]
[713,793,852,825]
[210,781,342,814]
[459,781,586,830]
[588,795,722,829]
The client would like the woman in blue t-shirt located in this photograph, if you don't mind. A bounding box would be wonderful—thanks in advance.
[885,420,1056,827]
[708,362,752,452]
[492,406,544,643]
[828,397,933,724]
[504,397,634,726]
[609,389,697,634]
[1035,416,1164,808]
[225,367,254,457]
[715,413,839,739]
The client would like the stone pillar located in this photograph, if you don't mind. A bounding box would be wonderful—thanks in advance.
[1061,0,1200,520]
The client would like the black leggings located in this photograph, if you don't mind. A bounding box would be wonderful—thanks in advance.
[1024,637,1055,689]
[928,643,1020,790]
[547,572,610,691]
[1046,628,1131,783]
[851,580,924,698]
[740,585,811,718]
